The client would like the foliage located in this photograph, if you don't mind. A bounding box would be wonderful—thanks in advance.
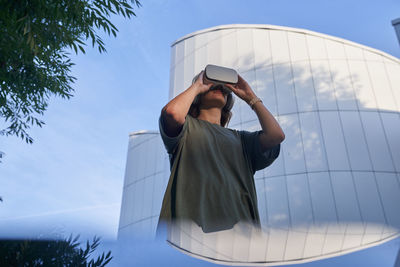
[0,234,112,266]
[0,0,141,143]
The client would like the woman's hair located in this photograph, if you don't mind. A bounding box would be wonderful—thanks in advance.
[188,72,235,127]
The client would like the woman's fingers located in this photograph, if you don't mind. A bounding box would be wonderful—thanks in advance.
[225,83,235,90]
[192,71,212,94]
[225,82,256,103]
[197,71,205,84]
[237,74,249,88]
[225,84,240,96]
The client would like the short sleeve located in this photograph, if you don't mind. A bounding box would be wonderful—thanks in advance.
[159,114,189,154]
[240,130,281,173]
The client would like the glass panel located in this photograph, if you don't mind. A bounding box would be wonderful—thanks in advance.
[274,63,298,115]
[255,178,268,228]
[124,184,136,224]
[206,33,222,66]
[175,41,185,64]
[330,172,362,222]
[124,146,134,186]
[270,30,290,64]
[284,230,307,260]
[303,231,325,258]
[288,32,308,62]
[384,63,400,112]
[133,179,145,222]
[263,118,285,177]
[347,60,378,110]
[118,188,129,228]
[135,143,145,180]
[306,35,327,60]
[170,45,176,69]
[285,174,312,260]
[179,221,192,254]
[330,59,358,110]
[194,31,208,50]
[381,113,400,172]
[189,222,206,258]
[152,172,166,217]
[299,112,328,172]
[168,220,181,247]
[265,176,290,228]
[341,223,363,251]
[232,227,251,261]
[184,35,195,58]
[327,171,364,251]
[183,52,195,90]
[319,111,350,170]
[141,218,153,240]
[248,227,268,261]
[168,66,175,100]
[193,45,207,75]
[143,137,157,178]
[309,60,337,110]
[151,216,158,238]
[382,55,396,65]
[352,172,386,235]
[155,137,167,173]
[173,60,184,96]
[344,44,363,60]
[325,39,346,60]
[207,29,222,43]
[360,111,395,172]
[308,172,337,223]
[265,228,287,261]
[286,174,313,226]
[375,172,400,229]
[367,61,397,112]
[253,29,272,69]
[363,49,382,62]
[292,61,317,112]
[228,95,241,128]
[255,66,277,116]
[240,69,258,123]
[254,170,263,180]
[201,229,218,259]
[142,176,154,219]
[220,29,238,68]
[237,28,254,72]
[278,114,306,174]
[322,223,345,254]
[340,111,371,171]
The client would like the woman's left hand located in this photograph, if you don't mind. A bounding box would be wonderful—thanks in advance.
[225,74,257,104]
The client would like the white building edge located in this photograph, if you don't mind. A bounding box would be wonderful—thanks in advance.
[119,24,400,265]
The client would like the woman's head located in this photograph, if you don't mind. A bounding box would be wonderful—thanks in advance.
[188,72,235,127]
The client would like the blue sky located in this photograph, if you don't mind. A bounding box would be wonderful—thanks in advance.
[1,0,399,265]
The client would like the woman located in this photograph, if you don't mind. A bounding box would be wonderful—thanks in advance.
[157,70,285,233]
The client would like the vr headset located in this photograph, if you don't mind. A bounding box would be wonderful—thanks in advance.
[203,64,238,95]
[204,64,238,85]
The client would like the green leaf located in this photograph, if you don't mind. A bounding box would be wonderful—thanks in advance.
[0,0,142,144]
[78,45,85,54]
[72,42,78,54]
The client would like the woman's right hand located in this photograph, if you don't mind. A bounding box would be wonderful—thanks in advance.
[192,71,213,94]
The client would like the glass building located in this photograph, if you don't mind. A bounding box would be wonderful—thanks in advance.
[118,24,400,265]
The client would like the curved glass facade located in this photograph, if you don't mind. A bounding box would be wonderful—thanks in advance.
[118,24,400,265]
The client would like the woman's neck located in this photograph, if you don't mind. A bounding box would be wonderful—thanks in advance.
[197,108,222,125]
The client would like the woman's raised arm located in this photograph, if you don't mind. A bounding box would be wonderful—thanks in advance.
[161,71,212,137]
[225,75,285,151]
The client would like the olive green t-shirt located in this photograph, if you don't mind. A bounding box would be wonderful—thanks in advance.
[158,114,280,233]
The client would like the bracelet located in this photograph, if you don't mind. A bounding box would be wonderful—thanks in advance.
[248,97,262,110]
